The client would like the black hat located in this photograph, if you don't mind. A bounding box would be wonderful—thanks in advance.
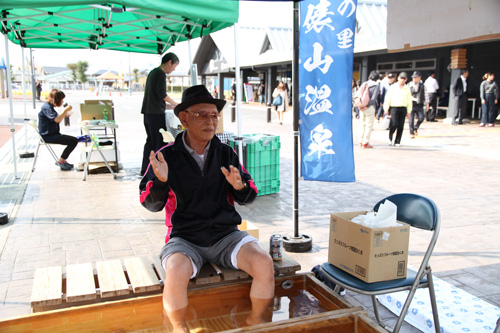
[398,72,408,79]
[411,71,421,78]
[174,85,226,117]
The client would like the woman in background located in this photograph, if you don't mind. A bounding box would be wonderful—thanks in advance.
[38,89,78,170]
[272,81,288,125]
[479,72,498,127]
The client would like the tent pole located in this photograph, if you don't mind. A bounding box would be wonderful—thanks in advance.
[234,23,243,158]
[283,0,312,253]
[19,47,34,158]
[4,34,19,178]
[188,39,197,86]
[30,49,36,110]
[128,52,132,96]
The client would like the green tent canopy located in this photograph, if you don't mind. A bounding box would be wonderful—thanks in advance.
[0,0,239,54]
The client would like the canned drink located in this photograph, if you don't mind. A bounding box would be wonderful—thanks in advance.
[269,234,283,261]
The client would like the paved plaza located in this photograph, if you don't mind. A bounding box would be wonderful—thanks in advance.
[0,91,499,331]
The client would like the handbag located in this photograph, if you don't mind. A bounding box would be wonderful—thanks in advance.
[381,115,391,130]
[272,94,283,106]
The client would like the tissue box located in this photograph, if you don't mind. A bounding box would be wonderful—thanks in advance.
[329,211,410,283]
[239,220,259,240]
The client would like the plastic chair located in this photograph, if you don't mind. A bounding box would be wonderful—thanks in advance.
[320,193,441,333]
[28,120,59,171]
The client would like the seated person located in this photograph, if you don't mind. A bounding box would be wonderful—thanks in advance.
[38,89,78,171]
[139,85,275,332]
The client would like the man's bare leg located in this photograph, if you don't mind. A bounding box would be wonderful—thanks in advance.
[163,253,193,333]
[236,242,275,326]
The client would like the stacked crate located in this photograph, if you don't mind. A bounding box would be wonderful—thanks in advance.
[229,134,280,196]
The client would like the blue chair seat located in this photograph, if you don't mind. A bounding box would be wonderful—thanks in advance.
[321,263,427,292]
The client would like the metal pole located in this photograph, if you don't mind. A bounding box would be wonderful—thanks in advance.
[188,39,197,85]
[234,23,243,159]
[283,0,312,253]
[19,47,34,158]
[128,52,132,96]
[4,34,19,178]
[30,48,36,110]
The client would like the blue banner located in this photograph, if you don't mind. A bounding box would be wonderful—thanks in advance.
[299,0,357,182]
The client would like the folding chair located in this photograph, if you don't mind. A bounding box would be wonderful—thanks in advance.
[28,120,59,172]
[320,193,441,333]
[81,125,117,181]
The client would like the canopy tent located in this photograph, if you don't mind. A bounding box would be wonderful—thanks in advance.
[0,0,239,178]
[0,0,239,54]
[95,71,123,80]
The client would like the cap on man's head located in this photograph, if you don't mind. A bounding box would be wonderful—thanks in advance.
[387,73,395,78]
[174,85,226,117]
[411,71,421,78]
[399,72,408,79]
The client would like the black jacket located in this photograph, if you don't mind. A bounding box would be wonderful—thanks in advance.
[139,133,257,247]
[452,76,468,98]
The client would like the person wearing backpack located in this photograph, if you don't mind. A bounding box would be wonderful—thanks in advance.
[355,71,380,148]
[384,72,412,147]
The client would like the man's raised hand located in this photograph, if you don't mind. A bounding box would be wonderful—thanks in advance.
[221,165,245,191]
[149,150,168,182]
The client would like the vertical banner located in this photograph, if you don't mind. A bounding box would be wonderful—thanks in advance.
[299,0,357,182]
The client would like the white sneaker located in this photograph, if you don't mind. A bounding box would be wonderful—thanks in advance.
[388,140,393,146]
[395,143,401,147]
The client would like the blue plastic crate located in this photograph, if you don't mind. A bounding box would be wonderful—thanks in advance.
[229,134,280,196]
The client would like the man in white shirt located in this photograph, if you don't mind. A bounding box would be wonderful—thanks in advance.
[424,72,439,122]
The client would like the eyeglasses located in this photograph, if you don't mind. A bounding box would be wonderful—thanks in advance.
[186,110,220,122]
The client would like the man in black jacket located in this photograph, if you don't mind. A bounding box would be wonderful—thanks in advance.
[139,85,274,332]
[451,69,469,125]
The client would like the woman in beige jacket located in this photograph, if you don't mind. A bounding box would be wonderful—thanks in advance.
[272,81,288,125]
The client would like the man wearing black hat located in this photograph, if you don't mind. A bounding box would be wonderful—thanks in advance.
[408,71,426,138]
[384,72,412,146]
[140,52,180,176]
[139,85,274,331]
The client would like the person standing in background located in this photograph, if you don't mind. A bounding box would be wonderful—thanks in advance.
[451,69,469,125]
[257,80,266,105]
[272,81,288,125]
[358,71,380,149]
[35,80,42,101]
[384,72,412,147]
[377,72,395,121]
[479,72,498,127]
[424,71,439,122]
[408,71,426,138]
[140,53,179,176]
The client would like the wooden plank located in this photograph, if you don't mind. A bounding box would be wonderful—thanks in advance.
[124,257,161,293]
[151,256,166,283]
[96,260,130,298]
[66,263,97,302]
[194,264,222,285]
[30,266,63,307]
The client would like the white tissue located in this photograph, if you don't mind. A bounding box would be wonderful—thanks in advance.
[351,200,401,228]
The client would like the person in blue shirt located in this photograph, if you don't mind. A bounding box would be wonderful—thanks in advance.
[38,89,78,171]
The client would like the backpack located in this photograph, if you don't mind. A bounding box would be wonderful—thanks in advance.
[354,82,370,110]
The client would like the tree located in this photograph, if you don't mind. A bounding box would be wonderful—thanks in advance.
[77,60,89,89]
[133,68,139,82]
[67,63,78,88]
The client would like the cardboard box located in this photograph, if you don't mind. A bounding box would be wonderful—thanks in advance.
[328,211,410,283]
[80,102,114,121]
[80,144,120,163]
[239,220,259,240]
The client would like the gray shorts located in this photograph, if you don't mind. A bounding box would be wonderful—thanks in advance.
[160,230,259,279]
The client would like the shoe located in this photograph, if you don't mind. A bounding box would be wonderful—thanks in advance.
[279,122,283,125]
[394,143,401,147]
[410,134,415,139]
[458,121,464,125]
[479,123,485,127]
[430,119,438,122]
[488,123,495,127]
[59,162,73,171]
[388,140,393,146]
[361,143,373,149]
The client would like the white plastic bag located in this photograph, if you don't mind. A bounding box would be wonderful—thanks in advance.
[381,115,391,130]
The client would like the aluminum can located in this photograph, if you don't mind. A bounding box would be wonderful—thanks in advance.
[269,234,283,261]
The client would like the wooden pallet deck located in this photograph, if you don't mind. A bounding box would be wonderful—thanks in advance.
[31,249,301,313]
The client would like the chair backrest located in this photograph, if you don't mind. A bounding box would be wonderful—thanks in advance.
[28,119,40,134]
[373,193,439,231]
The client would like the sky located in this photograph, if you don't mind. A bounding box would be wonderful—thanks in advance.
[0,1,293,75]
